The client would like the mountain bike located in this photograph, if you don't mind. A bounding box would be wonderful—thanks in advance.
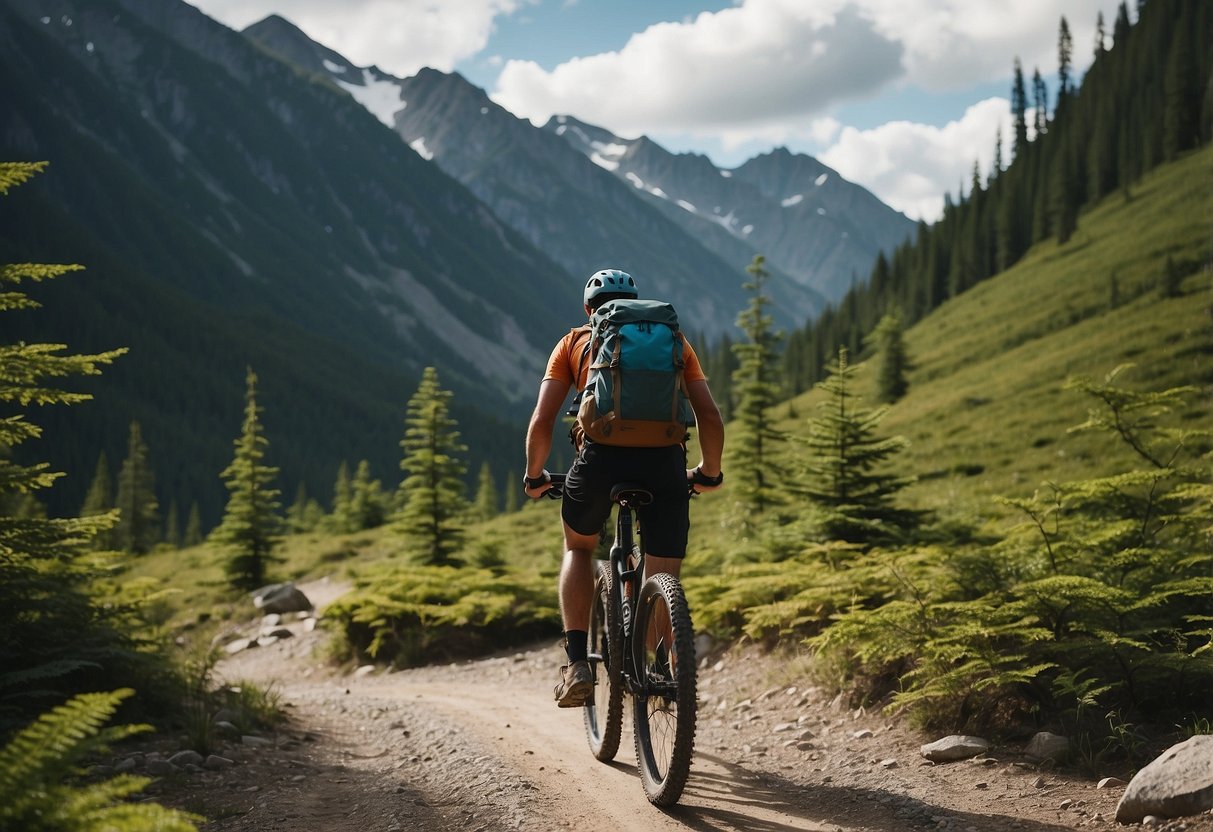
[546,474,697,807]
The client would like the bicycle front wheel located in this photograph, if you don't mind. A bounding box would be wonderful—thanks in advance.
[631,572,696,807]
[584,560,623,761]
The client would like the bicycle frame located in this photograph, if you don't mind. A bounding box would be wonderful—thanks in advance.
[606,490,647,697]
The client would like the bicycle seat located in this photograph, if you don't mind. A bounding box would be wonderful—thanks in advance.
[611,482,653,506]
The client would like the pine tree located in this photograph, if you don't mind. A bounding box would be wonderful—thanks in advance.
[183,502,203,547]
[1163,18,1199,160]
[286,482,311,533]
[1057,16,1074,103]
[348,459,388,530]
[79,452,114,550]
[730,255,785,523]
[1011,58,1029,160]
[209,367,282,590]
[1093,11,1106,58]
[328,460,352,533]
[799,348,919,547]
[114,422,159,555]
[1032,68,1049,136]
[394,367,468,565]
[473,461,500,522]
[0,161,131,727]
[868,311,912,404]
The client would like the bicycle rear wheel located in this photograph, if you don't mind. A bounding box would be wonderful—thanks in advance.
[584,560,623,761]
[631,572,696,806]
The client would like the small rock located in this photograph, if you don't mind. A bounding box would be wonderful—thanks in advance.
[1025,731,1070,762]
[773,723,796,733]
[252,582,312,614]
[975,782,988,790]
[1033,776,1047,789]
[303,617,318,632]
[242,735,272,747]
[796,728,815,740]
[114,757,137,773]
[1098,776,1127,789]
[204,755,234,770]
[921,735,992,763]
[168,750,204,768]
[224,638,255,655]
[146,759,176,777]
[261,613,282,627]
[880,759,899,769]
[213,708,240,724]
[256,635,280,648]
[694,633,714,658]
[713,660,725,672]
[853,729,874,739]
[1060,799,1073,810]
[354,665,377,678]
[261,627,295,639]
[214,720,240,734]
[1142,816,1161,827]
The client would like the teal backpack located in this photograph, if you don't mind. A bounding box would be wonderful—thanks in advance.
[574,299,693,447]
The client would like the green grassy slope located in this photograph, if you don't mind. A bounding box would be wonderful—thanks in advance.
[684,143,1213,566]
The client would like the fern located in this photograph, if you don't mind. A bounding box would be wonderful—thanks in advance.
[0,689,199,831]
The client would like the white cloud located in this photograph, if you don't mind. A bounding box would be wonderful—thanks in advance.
[819,97,1016,222]
[492,0,903,136]
[491,0,1119,146]
[188,0,531,77]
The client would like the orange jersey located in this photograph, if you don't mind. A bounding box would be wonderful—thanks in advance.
[543,326,707,390]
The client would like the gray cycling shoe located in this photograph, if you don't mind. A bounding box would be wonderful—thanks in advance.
[554,660,593,707]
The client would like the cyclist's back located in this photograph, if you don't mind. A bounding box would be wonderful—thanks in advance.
[523,269,724,708]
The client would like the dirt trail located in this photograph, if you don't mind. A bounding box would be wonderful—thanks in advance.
[174,578,1206,832]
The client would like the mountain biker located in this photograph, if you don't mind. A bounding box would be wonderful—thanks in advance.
[523,269,725,707]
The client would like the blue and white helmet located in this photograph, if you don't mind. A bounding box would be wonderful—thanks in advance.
[583,269,638,306]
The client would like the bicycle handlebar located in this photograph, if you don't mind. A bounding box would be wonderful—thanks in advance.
[533,469,720,500]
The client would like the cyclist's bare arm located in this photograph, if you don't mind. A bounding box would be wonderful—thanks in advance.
[525,378,570,498]
[686,379,724,490]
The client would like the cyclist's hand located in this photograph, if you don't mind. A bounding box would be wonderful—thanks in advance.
[523,471,554,500]
[688,466,724,494]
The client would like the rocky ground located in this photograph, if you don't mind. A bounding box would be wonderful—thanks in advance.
[132,579,1213,832]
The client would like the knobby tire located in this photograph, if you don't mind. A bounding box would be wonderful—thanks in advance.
[631,572,696,807]
[584,561,623,761]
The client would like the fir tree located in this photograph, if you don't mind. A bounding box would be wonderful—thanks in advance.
[729,255,785,523]
[286,482,311,533]
[1093,10,1106,58]
[1057,16,1074,102]
[799,348,919,547]
[473,461,500,522]
[868,311,912,404]
[183,502,203,547]
[0,161,133,728]
[394,367,468,565]
[209,367,282,589]
[1163,19,1199,160]
[329,460,352,533]
[79,452,114,550]
[1011,58,1029,160]
[348,459,388,531]
[114,422,159,555]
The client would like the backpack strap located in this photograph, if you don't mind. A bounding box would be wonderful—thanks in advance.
[570,324,593,390]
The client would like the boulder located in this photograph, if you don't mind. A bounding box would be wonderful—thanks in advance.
[921,735,992,763]
[252,582,312,614]
[1115,735,1213,824]
[204,755,235,770]
[1025,731,1070,762]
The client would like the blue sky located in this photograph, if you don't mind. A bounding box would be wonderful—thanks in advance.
[190,0,1122,221]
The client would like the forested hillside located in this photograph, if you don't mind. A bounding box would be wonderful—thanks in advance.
[732,0,1213,396]
[0,0,580,525]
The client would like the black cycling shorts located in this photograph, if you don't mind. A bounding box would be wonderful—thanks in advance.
[561,441,690,558]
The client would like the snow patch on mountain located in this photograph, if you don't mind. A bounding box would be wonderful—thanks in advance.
[676,199,697,213]
[781,194,804,208]
[590,153,619,171]
[323,59,347,74]
[335,68,405,128]
[410,137,434,161]
[815,173,829,186]
[720,170,733,178]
